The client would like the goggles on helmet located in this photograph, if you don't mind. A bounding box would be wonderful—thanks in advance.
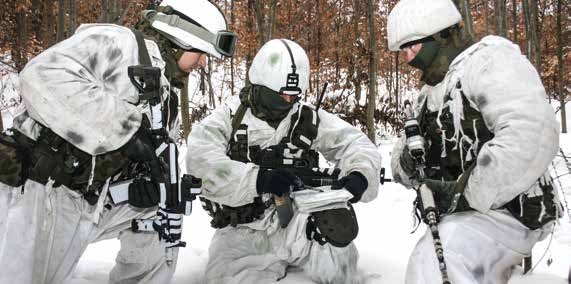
[147,11,238,57]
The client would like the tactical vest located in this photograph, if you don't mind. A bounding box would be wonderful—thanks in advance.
[200,102,320,228]
[0,127,130,205]
[420,81,560,230]
[420,81,493,181]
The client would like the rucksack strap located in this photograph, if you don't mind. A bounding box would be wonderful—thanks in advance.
[131,29,152,67]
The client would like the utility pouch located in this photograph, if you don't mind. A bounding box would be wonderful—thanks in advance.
[505,177,562,230]
[306,203,358,247]
[200,196,268,229]
[0,131,28,187]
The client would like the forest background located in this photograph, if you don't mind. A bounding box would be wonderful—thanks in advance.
[0,0,569,143]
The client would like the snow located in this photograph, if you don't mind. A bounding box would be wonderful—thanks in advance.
[66,135,571,284]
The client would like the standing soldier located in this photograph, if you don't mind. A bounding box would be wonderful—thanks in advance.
[186,39,381,283]
[388,0,561,283]
[0,0,236,283]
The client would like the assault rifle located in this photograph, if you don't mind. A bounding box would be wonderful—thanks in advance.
[252,142,341,228]
[119,64,201,265]
[403,100,450,284]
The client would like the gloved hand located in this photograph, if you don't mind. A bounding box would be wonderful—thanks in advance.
[257,168,303,196]
[128,178,160,208]
[423,179,471,214]
[399,145,416,176]
[331,172,368,203]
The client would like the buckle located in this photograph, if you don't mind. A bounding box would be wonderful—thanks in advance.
[167,14,180,27]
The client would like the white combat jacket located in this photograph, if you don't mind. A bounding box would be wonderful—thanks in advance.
[391,36,560,213]
[17,24,169,155]
[186,96,382,207]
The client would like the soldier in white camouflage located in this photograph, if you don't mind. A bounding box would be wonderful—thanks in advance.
[387,0,562,283]
[186,39,382,283]
[0,0,236,283]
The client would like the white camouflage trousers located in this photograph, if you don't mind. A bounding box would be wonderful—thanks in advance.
[406,209,550,284]
[0,180,177,284]
[205,209,359,284]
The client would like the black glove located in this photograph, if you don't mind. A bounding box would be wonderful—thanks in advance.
[331,172,368,203]
[128,178,160,208]
[257,168,302,196]
[423,179,471,214]
[399,145,416,176]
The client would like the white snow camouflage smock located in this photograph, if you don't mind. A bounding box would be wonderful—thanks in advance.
[186,95,382,283]
[0,24,177,284]
[391,36,559,284]
[18,24,171,155]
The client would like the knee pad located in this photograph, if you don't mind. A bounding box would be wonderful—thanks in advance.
[306,203,358,247]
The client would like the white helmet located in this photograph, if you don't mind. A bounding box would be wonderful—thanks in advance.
[387,0,461,51]
[249,39,310,96]
[145,0,237,58]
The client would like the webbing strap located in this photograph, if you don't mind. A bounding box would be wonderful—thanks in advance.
[229,104,247,142]
[131,29,152,67]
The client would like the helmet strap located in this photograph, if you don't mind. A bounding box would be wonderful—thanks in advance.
[279,40,301,95]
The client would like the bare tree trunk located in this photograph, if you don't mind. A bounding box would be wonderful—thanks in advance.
[180,77,191,141]
[43,1,55,47]
[366,0,377,143]
[494,0,507,37]
[454,0,475,38]
[101,0,109,23]
[31,0,42,44]
[245,0,255,79]
[254,0,266,46]
[530,0,541,71]
[0,111,3,132]
[512,0,518,43]
[14,9,28,71]
[556,0,566,133]
[69,0,76,35]
[484,0,490,35]
[113,0,122,23]
[352,0,362,103]
[268,0,278,40]
[522,0,532,58]
[230,0,235,96]
[56,0,66,42]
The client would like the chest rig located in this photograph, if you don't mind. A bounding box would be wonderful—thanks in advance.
[420,81,560,230]
[420,81,493,181]
[200,103,320,229]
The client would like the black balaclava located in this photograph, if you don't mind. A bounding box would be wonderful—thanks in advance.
[404,26,474,86]
[239,84,299,128]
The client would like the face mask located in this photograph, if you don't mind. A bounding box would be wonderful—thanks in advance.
[240,84,299,127]
[408,28,474,86]
[408,40,441,71]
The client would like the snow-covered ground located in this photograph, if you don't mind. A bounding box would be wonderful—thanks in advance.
[68,136,571,284]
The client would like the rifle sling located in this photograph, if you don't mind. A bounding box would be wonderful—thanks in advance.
[230,104,248,142]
